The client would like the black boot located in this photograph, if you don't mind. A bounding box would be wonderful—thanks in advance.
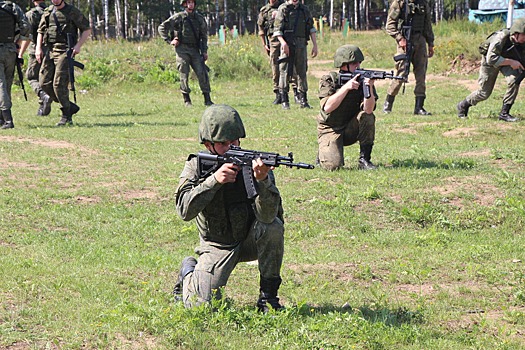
[457,99,471,119]
[1,109,14,129]
[0,110,4,126]
[56,107,73,126]
[203,93,214,106]
[358,144,378,170]
[499,104,518,122]
[293,88,300,104]
[414,96,431,115]
[383,94,395,114]
[257,277,283,313]
[38,90,52,116]
[299,91,312,109]
[272,91,281,105]
[281,92,290,110]
[182,93,192,107]
[173,256,197,302]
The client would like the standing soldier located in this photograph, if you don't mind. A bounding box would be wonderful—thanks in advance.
[158,0,213,107]
[18,0,52,117]
[383,0,434,115]
[457,18,525,122]
[0,0,30,129]
[317,45,378,171]
[273,0,318,110]
[35,0,91,126]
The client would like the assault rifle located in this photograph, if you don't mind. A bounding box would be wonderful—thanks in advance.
[197,145,315,199]
[337,69,404,99]
[66,33,84,103]
[15,57,27,101]
[393,0,414,91]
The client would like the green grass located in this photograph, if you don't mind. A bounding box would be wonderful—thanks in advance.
[2,21,525,349]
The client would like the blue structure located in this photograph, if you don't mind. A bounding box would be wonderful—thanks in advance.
[469,0,525,23]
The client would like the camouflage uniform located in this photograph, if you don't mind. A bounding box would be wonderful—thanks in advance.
[25,1,51,115]
[457,22,525,122]
[174,105,285,312]
[384,0,434,114]
[317,72,378,171]
[257,0,298,104]
[37,3,90,123]
[273,0,316,108]
[158,8,212,106]
[0,0,30,129]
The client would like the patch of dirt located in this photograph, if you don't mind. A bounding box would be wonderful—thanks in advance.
[0,160,41,170]
[0,135,97,155]
[431,175,500,207]
[458,148,491,157]
[442,127,478,138]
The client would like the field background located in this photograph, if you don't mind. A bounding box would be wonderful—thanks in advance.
[2,20,525,349]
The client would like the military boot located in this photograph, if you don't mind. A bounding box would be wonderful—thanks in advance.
[38,90,52,116]
[0,109,14,129]
[414,96,432,115]
[203,93,214,106]
[182,93,192,107]
[299,92,312,109]
[173,256,197,302]
[457,99,471,119]
[272,91,281,105]
[383,94,395,114]
[281,92,290,110]
[56,106,74,126]
[293,87,300,104]
[498,104,518,122]
[358,144,378,170]
[0,110,4,126]
[256,277,284,313]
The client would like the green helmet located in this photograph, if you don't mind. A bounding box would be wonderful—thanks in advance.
[510,18,525,35]
[199,105,246,144]
[333,45,364,68]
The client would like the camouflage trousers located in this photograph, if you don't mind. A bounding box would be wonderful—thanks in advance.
[182,218,284,308]
[26,52,44,100]
[278,37,308,94]
[175,44,210,94]
[387,33,428,97]
[39,49,72,111]
[0,46,16,111]
[317,111,376,171]
[268,37,297,93]
[465,57,522,106]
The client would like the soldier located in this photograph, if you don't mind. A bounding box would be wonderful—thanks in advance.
[457,18,525,123]
[317,45,378,171]
[173,104,285,313]
[35,0,91,126]
[18,0,52,117]
[158,0,213,107]
[257,0,300,105]
[383,0,434,115]
[0,0,30,129]
[273,0,318,109]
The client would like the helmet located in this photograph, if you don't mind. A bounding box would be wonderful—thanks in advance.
[510,18,525,35]
[333,45,364,68]
[199,105,246,144]
[180,0,187,5]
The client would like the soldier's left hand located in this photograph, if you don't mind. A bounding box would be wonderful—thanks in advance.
[203,53,208,61]
[311,45,318,58]
[428,46,434,58]
[252,158,272,181]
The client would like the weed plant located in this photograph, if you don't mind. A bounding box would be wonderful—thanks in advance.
[2,22,525,349]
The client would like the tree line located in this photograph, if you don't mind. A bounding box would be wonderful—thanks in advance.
[19,0,481,40]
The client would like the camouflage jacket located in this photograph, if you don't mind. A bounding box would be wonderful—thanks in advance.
[38,3,90,48]
[479,29,525,67]
[385,0,434,47]
[257,0,282,37]
[0,0,30,50]
[158,10,208,52]
[175,155,282,246]
[273,0,316,41]
[25,2,46,52]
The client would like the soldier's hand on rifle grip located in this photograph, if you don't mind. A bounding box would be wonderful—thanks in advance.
[171,38,180,47]
[203,52,208,61]
[399,37,407,51]
[509,59,524,70]
[214,163,240,184]
[280,41,289,56]
[252,158,272,181]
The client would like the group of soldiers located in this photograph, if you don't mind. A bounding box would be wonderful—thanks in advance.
[0,0,90,129]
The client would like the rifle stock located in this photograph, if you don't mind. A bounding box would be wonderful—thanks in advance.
[197,145,314,199]
[15,57,27,101]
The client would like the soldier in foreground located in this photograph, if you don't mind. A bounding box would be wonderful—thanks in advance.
[35,0,91,126]
[18,0,52,117]
[173,104,285,312]
[0,0,30,129]
[383,0,434,115]
[317,45,378,171]
[158,0,213,107]
[457,18,525,122]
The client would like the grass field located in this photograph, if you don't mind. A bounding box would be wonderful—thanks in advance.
[1,21,525,349]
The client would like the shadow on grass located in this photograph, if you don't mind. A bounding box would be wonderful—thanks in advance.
[388,157,476,170]
[297,304,424,326]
